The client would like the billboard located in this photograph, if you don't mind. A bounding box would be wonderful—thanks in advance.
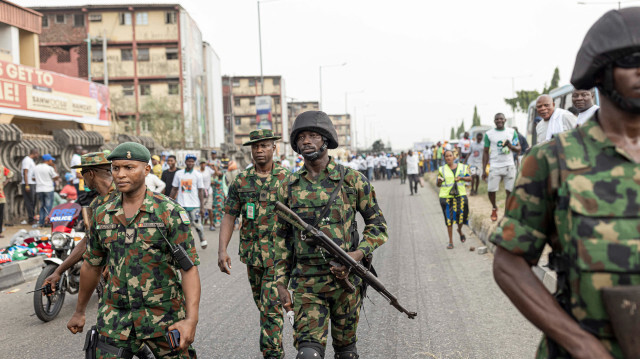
[256,95,272,130]
[0,60,110,126]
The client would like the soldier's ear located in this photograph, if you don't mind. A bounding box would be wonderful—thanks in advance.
[144,164,151,176]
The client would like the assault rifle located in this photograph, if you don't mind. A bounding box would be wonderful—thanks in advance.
[275,201,417,319]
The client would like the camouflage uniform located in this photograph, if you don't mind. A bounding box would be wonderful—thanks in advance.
[84,189,200,359]
[273,157,388,352]
[224,163,289,358]
[490,119,639,358]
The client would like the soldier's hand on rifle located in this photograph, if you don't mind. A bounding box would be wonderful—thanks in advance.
[217,250,232,275]
[330,250,364,280]
[42,271,61,294]
[277,284,293,312]
[67,311,86,334]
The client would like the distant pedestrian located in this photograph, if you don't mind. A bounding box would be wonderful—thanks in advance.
[160,155,179,196]
[424,146,433,172]
[151,155,162,177]
[482,113,521,221]
[435,141,443,167]
[465,132,484,196]
[406,150,420,195]
[34,154,59,227]
[437,149,471,249]
[69,145,82,192]
[535,94,577,144]
[145,172,166,193]
[0,163,13,237]
[386,153,396,180]
[399,151,407,184]
[198,159,215,230]
[430,145,437,172]
[21,148,39,225]
[59,173,78,201]
[573,88,600,126]
[512,126,530,167]
[459,132,472,162]
[366,153,375,180]
[280,154,291,171]
[170,154,207,249]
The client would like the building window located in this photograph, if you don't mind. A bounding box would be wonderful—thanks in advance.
[166,47,178,60]
[235,118,241,126]
[249,79,256,87]
[122,85,134,97]
[273,78,280,86]
[249,98,255,106]
[168,83,179,95]
[121,49,133,61]
[55,14,65,24]
[165,11,177,24]
[274,97,280,105]
[136,12,148,25]
[232,79,240,87]
[74,14,84,27]
[42,16,49,27]
[89,14,102,22]
[91,48,103,62]
[140,84,151,96]
[137,48,149,61]
[119,12,132,25]
[234,98,240,107]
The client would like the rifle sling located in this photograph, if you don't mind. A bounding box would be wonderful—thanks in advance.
[312,164,345,228]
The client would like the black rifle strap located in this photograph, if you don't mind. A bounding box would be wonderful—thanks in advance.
[312,164,345,227]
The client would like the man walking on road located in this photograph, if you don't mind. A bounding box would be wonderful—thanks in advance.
[465,132,484,196]
[406,149,420,195]
[69,145,82,193]
[21,148,38,225]
[492,9,640,359]
[34,154,59,227]
[482,114,520,221]
[274,111,388,359]
[217,129,289,359]
[171,154,207,249]
[535,94,577,144]
[161,155,179,196]
[365,153,375,181]
[67,142,201,358]
[573,88,600,126]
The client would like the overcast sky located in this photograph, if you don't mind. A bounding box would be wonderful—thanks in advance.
[21,0,628,149]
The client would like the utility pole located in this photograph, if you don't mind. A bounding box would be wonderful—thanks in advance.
[103,29,108,86]
[257,1,264,95]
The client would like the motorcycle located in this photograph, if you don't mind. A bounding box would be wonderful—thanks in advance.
[33,202,86,322]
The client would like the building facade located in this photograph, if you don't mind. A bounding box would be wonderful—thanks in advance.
[328,114,351,149]
[33,3,222,150]
[287,100,318,135]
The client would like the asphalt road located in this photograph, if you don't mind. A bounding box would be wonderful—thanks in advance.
[0,178,541,359]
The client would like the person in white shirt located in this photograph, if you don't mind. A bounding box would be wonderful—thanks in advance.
[347,155,359,170]
[198,159,216,231]
[145,173,166,193]
[572,89,599,126]
[69,146,83,192]
[34,154,60,227]
[465,133,485,196]
[482,113,521,221]
[357,155,367,175]
[535,94,577,144]
[170,154,207,249]
[21,148,39,225]
[385,154,396,180]
[458,132,472,162]
[406,150,420,195]
[365,154,375,181]
[378,154,387,180]
[373,155,381,180]
[280,154,291,171]
[424,147,433,172]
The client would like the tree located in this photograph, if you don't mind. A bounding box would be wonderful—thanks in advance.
[140,97,185,148]
[371,139,385,153]
[504,68,559,114]
[450,127,455,140]
[456,119,465,138]
[543,67,561,93]
[472,106,481,126]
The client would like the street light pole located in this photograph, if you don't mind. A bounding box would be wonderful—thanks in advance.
[318,62,346,111]
[257,1,264,95]
[577,0,640,8]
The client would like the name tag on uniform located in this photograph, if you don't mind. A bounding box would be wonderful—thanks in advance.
[246,203,256,220]
[97,224,118,230]
[137,223,165,228]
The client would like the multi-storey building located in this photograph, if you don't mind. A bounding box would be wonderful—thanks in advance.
[328,114,351,149]
[222,75,287,151]
[32,3,222,149]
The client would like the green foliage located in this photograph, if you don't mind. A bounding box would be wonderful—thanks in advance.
[456,119,465,138]
[141,97,185,148]
[371,139,385,153]
[472,106,481,126]
[450,127,455,140]
[504,67,560,114]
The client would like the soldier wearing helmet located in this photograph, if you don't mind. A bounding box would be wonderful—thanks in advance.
[273,111,388,359]
[491,8,640,359]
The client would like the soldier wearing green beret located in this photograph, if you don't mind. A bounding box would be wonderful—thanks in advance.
[218,129,289,359]
[42,151,117,294]
[491,8,640,359]
[68,142,201,358]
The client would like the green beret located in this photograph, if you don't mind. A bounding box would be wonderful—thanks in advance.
[107,142,151,163]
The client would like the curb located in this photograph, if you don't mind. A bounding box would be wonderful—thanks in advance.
[0,256,45,291]
[424,174,558,293]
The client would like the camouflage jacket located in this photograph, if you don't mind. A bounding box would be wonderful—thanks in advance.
[88,183,117,212]
[224,163,289,267]
[490,119,638,359]
[273,157,388,291]
[84,189,200,340]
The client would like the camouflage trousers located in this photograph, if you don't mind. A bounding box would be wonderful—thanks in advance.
[95,333,197,359]
[292,281,362,351]
[247,265,285,359]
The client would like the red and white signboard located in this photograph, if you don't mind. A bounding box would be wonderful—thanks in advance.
[0,60,110,126]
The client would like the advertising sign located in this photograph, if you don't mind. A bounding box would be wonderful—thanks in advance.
[0,60,110,126]
[256,95,272,130]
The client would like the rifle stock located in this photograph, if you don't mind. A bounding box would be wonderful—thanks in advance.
[275,201,417,319]
[602,285,640,359]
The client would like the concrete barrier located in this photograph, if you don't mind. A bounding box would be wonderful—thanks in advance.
[0,256,45,291]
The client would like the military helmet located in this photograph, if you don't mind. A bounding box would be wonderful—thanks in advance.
[571,7,640,90]
[290,111,339,153]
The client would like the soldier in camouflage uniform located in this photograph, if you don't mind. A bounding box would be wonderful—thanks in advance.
[67,142,201,358]
[274,111,388,359]
[491,8,640,359]
[43,151,117,291]
[218,129,289,359]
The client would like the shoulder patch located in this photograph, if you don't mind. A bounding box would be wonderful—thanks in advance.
[179,211,191,224]
[97,224,118,230]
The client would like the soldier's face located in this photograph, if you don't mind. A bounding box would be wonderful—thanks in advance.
[613,66,640,100]
[111,160,150,193]
[296,131,323,155]
[251,140,275,166]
